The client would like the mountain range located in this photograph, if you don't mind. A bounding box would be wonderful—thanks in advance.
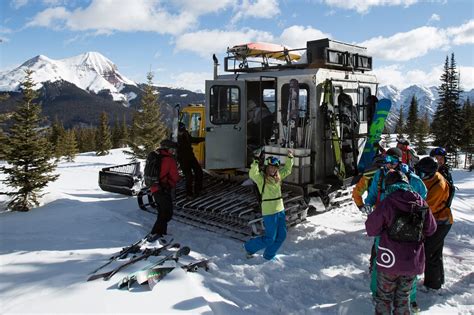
[0,52,472,129]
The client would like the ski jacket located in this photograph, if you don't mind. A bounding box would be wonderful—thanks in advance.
[365,190,437,276]
[401,147,419,169]
[177,130,204,163]
[154,149,180,192]
[364,165,427,207]
[422,172,453,224]
[352,168,378,208]
[249,156,293,216]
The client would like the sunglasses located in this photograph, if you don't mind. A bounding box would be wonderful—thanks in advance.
[265,156,281,166]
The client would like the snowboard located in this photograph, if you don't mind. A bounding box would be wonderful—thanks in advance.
[357,98,392,172]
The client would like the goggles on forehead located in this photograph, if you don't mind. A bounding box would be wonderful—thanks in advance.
[264,156,280,167]
[384,155,400,165]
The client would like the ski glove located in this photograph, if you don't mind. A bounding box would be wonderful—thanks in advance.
[359,204,373,215]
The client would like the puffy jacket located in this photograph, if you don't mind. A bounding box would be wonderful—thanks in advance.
[155,149,180,190]
[364,166,427,207]
[249,157,293,216]
[423,172,453,224]
[365,190,437,276]
[401,146,419,169]
[352,168,379,207]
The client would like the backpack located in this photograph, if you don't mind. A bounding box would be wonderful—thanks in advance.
[143,151,163,187]
[388,202,428,243]
[438,166,455,208]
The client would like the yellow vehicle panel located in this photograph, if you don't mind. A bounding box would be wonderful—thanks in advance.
[180,104,206,165]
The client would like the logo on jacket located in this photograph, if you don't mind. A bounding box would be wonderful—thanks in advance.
[376,245,395,268]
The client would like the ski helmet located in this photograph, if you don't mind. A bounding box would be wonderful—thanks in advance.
[386,147,402,160]
[415,157,438,179]
[178,122,186,131]
[429,147,447,157]
[397,138,410,146]
[385,170,409,187]
[160,139,177,149]
[264,156,280,167]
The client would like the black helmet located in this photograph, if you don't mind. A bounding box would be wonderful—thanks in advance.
[160,139,177,149]
[415,157,438,179]
[178,122,186,131]
[386,147,402,160]
[385,170,409,187]
[429,147,447,157]
[397,138,410,146]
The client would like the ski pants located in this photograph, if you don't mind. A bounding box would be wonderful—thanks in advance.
[370,237,417,302]
[424,223,451,289]
[374,270,415,315]
[180,156,203,197]
[151,191,173,236]
[244,211,286,260]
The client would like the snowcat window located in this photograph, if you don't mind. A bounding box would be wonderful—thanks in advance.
[190,113,201,137]
[209,86,241,125]
[280,83,309,125]
[357,87,371,122]
[263,89,276,113]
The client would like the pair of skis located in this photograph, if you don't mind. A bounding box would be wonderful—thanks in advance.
[87,239,178,281]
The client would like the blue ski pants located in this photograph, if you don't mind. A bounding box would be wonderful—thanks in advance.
[244,211,286,260]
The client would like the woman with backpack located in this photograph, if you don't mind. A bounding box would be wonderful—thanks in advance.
[244,150,293,261]
[365,170,437,314]
[415,157,453,291]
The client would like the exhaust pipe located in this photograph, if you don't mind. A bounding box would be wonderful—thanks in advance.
[212,54,219,79]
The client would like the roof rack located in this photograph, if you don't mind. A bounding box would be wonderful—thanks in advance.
[224,38,372,73]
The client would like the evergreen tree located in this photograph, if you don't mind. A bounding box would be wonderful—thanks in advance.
[0,70,58,211]
[460,98,474,155]
[125,72,168,160]
[395,105,405,139]
[77,127,96,153]
[431,54,463,152]
[406,95,419,143]
[56,129,78,162]
[96,112,112,156]
[121,114,129,148]
[50,116,65,158]
[414,111,429,155]
[111,115,122,149]
[0,94,9,159]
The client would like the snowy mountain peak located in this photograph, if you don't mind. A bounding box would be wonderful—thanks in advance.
[0,52,136,102]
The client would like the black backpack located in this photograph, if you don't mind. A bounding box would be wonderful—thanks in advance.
[388,202,428,243]
[143,151,163,187]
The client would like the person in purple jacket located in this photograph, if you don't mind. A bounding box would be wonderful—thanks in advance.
[365,170,437,315]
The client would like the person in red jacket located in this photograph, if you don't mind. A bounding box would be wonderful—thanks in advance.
[150,139,180,237]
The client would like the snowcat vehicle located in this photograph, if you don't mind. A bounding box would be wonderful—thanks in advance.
[100,38,384,240]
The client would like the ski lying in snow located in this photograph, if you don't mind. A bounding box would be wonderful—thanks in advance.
[118,246,191,290]
[87,240,178,281]
[88,233,162,275]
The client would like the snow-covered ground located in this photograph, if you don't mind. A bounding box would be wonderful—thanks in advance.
[0,149,473,314]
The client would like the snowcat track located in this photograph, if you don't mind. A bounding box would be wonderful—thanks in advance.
[138,174,308,240]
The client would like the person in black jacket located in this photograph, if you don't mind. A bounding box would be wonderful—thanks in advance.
[177,122,204,199]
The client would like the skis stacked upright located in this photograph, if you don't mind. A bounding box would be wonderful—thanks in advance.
[338,92,359,177]
[284,78,300,148]
[357,98,392,172]
[320,79,345,181]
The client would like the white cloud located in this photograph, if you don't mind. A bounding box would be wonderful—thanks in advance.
[446,19,474,45]
[231,0,280,23]
[175,29,274,57]
[172,0,236,15]
[428,13,440,23]
[373,64,443,89]
[358,26,449,61]
[0,36,10,43]
[11,0,28,9]
[459,66,474,90]
[27,0,198,35]
[166,71,213,92]
[279,25,331,49]
[323,0,418,14]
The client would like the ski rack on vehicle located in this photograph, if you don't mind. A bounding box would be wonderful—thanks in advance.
[225,38,372,74]
[138,172,308,241]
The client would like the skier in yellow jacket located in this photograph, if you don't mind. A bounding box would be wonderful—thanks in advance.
[244,149,293,260]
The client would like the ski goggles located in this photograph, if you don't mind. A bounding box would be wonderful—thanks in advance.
[384,155,400,165]
[264,156,281,166]
[430,147,447,157]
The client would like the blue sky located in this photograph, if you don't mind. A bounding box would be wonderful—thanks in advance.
[1,0,473,92]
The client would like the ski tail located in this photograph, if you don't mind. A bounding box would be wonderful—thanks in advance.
[182,259,210,272]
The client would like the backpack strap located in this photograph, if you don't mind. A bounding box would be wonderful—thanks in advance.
[260,177,283,203]
[376,169,385,206]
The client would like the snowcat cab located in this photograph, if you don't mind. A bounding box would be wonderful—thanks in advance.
[115,38,384,240]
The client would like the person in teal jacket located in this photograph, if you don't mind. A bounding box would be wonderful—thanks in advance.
[360,147,427,312]
[244,149,293,261]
